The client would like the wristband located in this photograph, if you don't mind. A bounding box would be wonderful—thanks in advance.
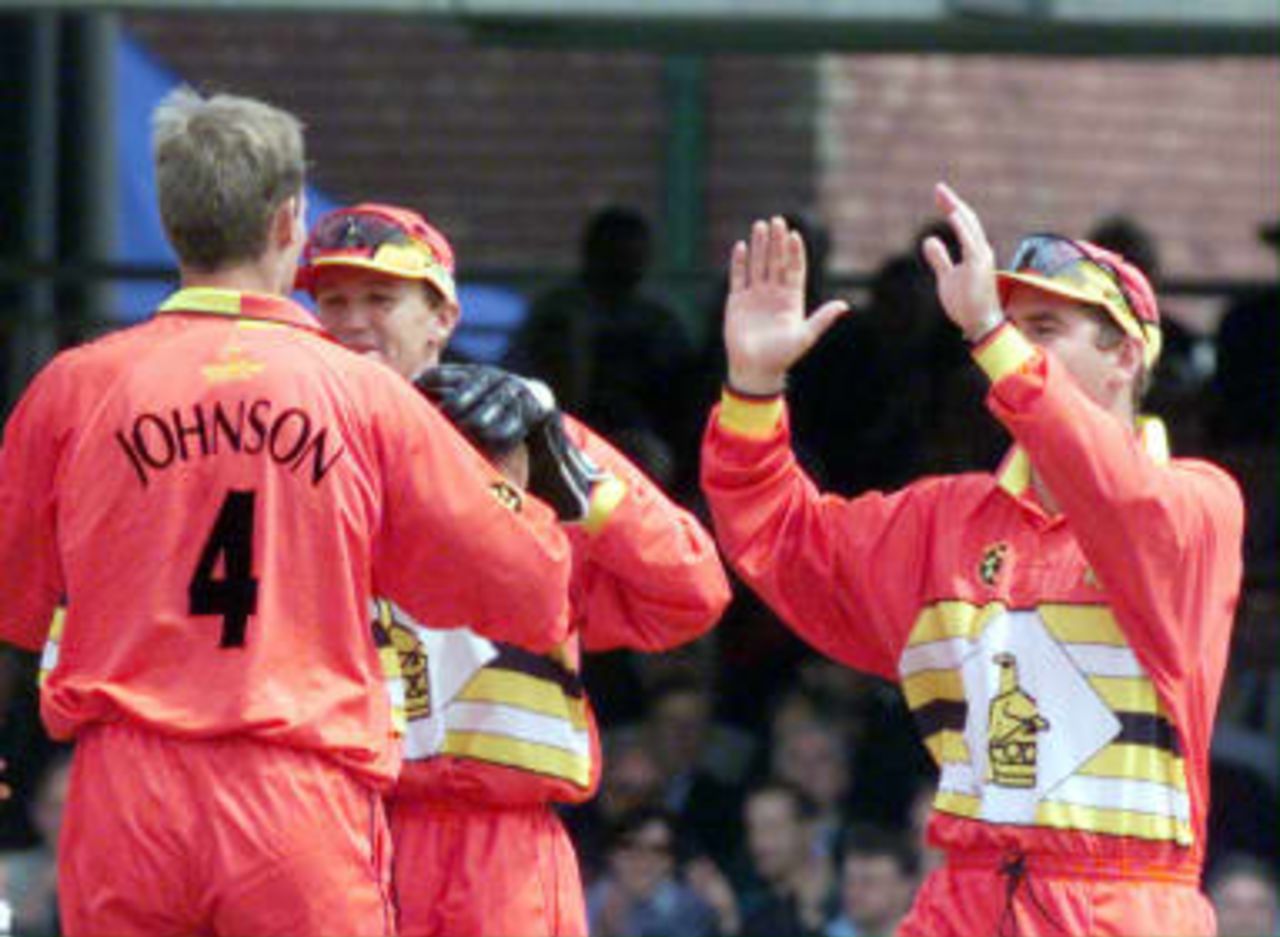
[964,309,1006,346]
[723,378,785,401]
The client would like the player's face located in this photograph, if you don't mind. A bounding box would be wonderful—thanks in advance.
[312,267,458,380]
[1004,286,1136,416]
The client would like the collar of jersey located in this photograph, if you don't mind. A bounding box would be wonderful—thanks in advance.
[996,415,1170,503]
[157,287,326,335]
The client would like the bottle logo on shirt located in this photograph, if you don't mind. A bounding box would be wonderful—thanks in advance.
[986,652,1050,788]
[114,398,346,489]
[978,541,1010,587]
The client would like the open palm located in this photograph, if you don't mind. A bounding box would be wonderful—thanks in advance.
[724,217,848,396]
[922,183,1002,338]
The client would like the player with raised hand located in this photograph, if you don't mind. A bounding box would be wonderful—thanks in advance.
[702,183,1243,936]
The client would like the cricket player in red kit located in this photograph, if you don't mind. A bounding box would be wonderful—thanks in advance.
[0,90,573,937]
[701,185,1243,936]
[300,202,731,936]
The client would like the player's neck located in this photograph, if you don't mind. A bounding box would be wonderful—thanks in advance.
[180,257,290,298]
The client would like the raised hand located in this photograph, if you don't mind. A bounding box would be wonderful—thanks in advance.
[723,216,848,395]
[922,182,1004,341]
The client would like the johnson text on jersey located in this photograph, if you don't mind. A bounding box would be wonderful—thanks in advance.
[115,398,347,488]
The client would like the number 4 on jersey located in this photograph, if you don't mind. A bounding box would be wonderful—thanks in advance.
[189,490,260,648]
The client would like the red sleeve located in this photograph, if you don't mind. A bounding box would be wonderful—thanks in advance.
[976,323,1245,690]
[699,391,944,680]
[0,359,69,650]
[370,378,572,654]
[562,416,731,653]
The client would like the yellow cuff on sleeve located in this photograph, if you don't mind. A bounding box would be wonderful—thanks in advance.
[973,323,1037,383]
[718,389,784,440]
[582,476,628,536]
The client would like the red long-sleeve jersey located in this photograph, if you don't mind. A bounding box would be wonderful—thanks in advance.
[702,322,1243,875]
[0,288,572,789]
[383,416,731,805]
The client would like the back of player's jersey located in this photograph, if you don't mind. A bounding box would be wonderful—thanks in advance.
[1,290,574,784]
[39,304,399,785]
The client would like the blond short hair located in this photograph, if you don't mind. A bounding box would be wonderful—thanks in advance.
[151,86,305,270]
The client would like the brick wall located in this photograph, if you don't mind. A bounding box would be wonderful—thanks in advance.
[127,14,671,275]
[705,54,820,266]
[127,14,1278,295]
[820,55,1280,285]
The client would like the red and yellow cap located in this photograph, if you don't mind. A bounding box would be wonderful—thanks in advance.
[997,234,1162,368]
[297,203,457,303]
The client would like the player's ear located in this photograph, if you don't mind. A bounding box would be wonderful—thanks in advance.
[1116,335,1142,383]
[426,292,460,343]
[272,194,303,251]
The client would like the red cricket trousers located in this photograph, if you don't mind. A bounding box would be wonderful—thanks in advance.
[60,723,394,936]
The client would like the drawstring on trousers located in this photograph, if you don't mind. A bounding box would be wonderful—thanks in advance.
[997,851,1070,937]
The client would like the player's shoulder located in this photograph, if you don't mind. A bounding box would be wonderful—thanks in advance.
[1168,455,1246,509]
[58,319,149,361]
[26,321,153,394]
[905,470,992,503]
[0,326,158,437]
[304,337,417,400]
[295,340,436,436]
[863,470,996,525]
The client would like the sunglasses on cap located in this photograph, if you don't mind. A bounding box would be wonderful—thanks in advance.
[1008,234,1139,324]
[298,204,456,299]
[1002,231,1164,370]
[309,209,411,251]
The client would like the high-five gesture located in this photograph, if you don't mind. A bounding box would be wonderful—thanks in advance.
[724,217,848,396]
[702,180,1244,937]
[922,183,1004,342]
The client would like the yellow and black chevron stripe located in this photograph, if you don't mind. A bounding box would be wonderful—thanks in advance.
[900,600,1192,845]
[442,644,592,786]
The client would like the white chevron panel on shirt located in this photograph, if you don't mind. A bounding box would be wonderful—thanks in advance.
[1062,643,1145,678]
[939,762,1190,822]
[445,700,591,757]
[899,637,974,677]
[1050,773,1192,822]
[901,637,1145,681]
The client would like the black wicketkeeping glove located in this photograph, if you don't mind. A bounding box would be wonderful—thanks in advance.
[415,363,553,457]
[525,410,609,523]
[415,363,607,522]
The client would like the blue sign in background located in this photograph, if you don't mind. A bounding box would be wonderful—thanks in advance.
[113,31,523,362]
